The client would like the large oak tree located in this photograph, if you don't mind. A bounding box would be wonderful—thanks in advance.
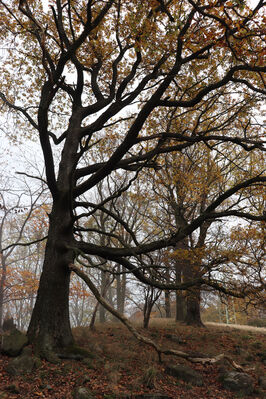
[0,0,265,354]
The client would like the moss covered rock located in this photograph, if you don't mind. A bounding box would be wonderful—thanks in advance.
[1,329,28,357]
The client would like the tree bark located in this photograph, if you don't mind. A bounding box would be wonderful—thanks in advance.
[175,292,186,322]
[27,202,74,352]
[0,255,6,330]
[116,265,126,315]
[143,300,153,329]
[165,290,171,318]
[175,262,186,322]
[185,289,204,327]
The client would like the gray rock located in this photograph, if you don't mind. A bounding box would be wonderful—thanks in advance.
[6,355,34,376]
[1,329,28,357]
[165,364,203,386]
[6,352,41,376]
[221,371,254,394]
[72,387,95,399]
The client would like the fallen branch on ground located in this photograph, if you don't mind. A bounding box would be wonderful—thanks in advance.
[69,263,246,371]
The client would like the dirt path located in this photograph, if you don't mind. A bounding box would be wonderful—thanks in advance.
[206,322,266,334]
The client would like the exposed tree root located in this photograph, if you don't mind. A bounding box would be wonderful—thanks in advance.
[69,264,246,372]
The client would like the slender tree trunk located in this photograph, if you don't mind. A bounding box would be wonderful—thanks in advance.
[143,300,153,329]
[0,267,5,330]
[175,264,186,322]
[0,251,7,330]
[0,291,3,330]
[143,287,161,328]
[89,302,100,331]
[99,270,107,323]
[27,203,74,352]
[165,290,171,318]
[164,267,171,318]
[116,265,126,315]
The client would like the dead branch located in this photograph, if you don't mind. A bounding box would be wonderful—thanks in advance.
[69,263,245,371]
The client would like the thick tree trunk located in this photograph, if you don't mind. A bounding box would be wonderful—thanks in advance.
[175,292,186,322]
[185,290,204,327]
[27,203,74,352]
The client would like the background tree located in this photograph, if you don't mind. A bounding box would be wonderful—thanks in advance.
[0,171,47,329]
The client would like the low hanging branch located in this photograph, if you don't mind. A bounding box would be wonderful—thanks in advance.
[69,263,245,371]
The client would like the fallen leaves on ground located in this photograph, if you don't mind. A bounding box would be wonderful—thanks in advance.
[0,320,265,398]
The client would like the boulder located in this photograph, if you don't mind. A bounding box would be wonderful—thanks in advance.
[220,371,254,395]
[6,355,35,376]
[165,364,203,386]
[72,387,95,399]
[1,329,28,357]
[6,347,41,376]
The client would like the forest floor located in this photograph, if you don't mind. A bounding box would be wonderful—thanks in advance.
[0,319,265,399]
